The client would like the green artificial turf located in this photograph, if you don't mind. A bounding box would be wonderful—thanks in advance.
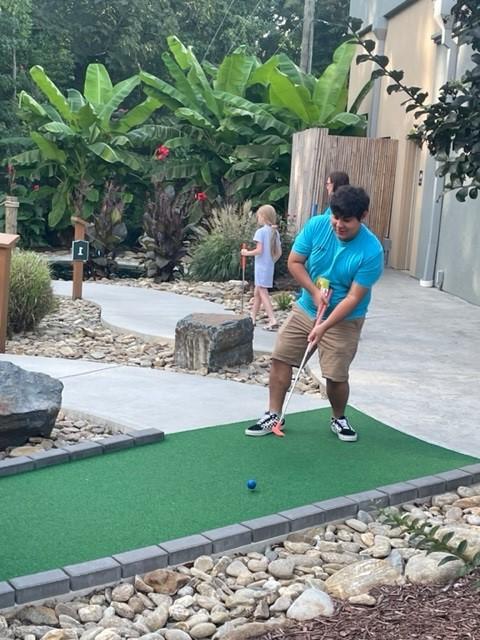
[0,407,477,581]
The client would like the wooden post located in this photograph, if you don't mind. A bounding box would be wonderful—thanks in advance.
[3,196,19,234]
[0,233,19,353]
[71,217,88,300]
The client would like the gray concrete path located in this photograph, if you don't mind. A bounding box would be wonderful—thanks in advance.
[0,354,322,434]
[3,269,480,455]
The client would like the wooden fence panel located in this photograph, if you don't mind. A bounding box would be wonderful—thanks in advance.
[288,128,398,242]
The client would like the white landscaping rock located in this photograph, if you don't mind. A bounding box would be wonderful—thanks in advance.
[405,552,464,584]
[286,588,335,620]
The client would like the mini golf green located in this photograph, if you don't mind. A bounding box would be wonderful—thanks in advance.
[0,407,477,581]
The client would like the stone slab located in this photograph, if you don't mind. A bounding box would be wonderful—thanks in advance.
[9,569,70,604]
[62,441,104,460]
[159,535,212,566]
[375,482,418,506]
[344,490,389,511]
[460,463,480,484]
[130,428,165,446]
[63,557,121,590]
[0,581,15,610]
[29,448,70,469]
[434,469,473,490]
[278,505,325,531]
[99,434,135,453]
[0,456,34,477]
[202,524,252,553]
[112,546,168,578]
[240,514,290,542]
[312,496,358,522]
[408,475,447,498]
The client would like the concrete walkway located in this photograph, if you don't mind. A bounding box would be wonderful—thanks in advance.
[2,269,480,455]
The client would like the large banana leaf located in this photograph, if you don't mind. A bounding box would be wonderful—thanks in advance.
[350,77,374,114]
[125,125,180,145]
[168,36,220,118]
[268,69,319,125]
[313,41,357,124]
[326,112,366,131]
[248,56,280,87]
[9,149,42,166]
[49,189,67,227]
[18,91,48,119]
[114,97,164,134]
[98,76,141,128]
[30,66,74,123]
[216,92,295,136]
[67,89,86,113]
[140,72,189,109]
[31,132,66,163]
[215,48,258,97]
[175,108,216,130]
[160,160,200,180]
[84,64,113,106]
[42,122,77,138]
[162,52,203,110]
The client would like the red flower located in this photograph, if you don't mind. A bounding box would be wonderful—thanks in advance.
[32,184,40,191]
[195,191,207,201]
[154,145,170,160]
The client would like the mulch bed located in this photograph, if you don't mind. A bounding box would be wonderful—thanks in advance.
[261,572,480,640]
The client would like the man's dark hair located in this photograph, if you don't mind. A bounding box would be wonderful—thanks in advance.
[330,186,370,221]
[328,171,350,192]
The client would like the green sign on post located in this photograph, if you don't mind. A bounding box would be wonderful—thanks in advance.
[72,240,89,262]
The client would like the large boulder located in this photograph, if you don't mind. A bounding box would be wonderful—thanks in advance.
[174,313,253,372]
[0,361,63,448]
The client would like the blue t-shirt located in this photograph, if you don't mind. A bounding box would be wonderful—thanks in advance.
[292,213,384,320]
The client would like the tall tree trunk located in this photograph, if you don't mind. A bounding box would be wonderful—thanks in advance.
[300,0,315,73]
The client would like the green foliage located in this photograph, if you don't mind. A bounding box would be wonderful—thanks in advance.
[354,2,480,201]
[10,63,167,229]
[274,291,293,310]
[85,181,128,278]
[143,37,366,209]
[8,249,57,334]
[189,201,257,282]
[139,184,203,282]
[381,508,480,579]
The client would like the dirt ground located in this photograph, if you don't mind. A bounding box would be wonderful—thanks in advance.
[261,571,480,640]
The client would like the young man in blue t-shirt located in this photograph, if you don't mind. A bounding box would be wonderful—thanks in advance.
[245,185,384,441]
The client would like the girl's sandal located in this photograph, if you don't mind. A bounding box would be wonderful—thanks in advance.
[264,323,279,332]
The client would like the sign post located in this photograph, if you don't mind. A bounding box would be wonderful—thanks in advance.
[71,217,89,300]
[0,233,19,353]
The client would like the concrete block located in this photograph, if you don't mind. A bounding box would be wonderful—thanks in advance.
[0,456,34,477]
[159,535,212,566]
[460,463,480,484]
[0,582,15,610]
[278,504,325,531]
[9,569,70,604]
[99,434,135,453]
[202,524,252,553]
[29,448,70,469]
[63,557,121,590]
[313,496,357,522]
[376,482,418,506]
[344,490,389,512]
[435,469,473,490]
[240,514,290,542]
[408,475,446,498]
[130,428,165,446]
[62,441,104,460]
[112,546,168,578]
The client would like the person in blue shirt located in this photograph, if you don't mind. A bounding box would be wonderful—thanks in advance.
[245,185,384,442]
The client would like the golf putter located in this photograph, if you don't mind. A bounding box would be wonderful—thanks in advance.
[240,243,247,314]
[272,288,332,438]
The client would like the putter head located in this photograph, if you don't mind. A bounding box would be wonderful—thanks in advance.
[272,422,285,437]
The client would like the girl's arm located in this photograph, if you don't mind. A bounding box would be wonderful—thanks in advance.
[241,242,263,257]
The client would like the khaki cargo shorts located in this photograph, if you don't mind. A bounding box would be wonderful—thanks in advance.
[272,305,364,382]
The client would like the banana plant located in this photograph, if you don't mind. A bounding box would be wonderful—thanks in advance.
[138,37,368,207]
[11,64,174,228]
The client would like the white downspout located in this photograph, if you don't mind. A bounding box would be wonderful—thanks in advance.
[368,17,388,138]
[419,0,458,287]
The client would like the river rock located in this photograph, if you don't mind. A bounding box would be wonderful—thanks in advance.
[143,569,189,594]
[286,588,335,620]
[325,559,403,599]
[0,361,63,447]
[405,551,464,584]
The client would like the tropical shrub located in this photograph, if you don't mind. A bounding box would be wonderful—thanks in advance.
[189,201,257,281]
[10,63,175,229]
[8,250,57,334]
[139,184,203,282]
[86,181,128,278]
[141,37,368,209]
[274,291,294,310]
